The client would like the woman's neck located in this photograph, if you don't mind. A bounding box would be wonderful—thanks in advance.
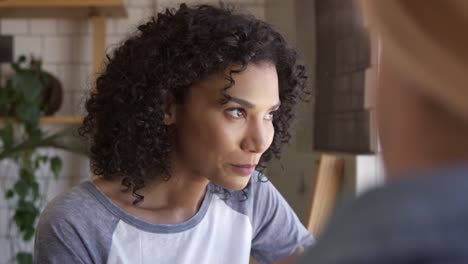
[93,168,209,225]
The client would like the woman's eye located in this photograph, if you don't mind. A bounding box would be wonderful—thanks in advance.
[264,111,276,121]
[226,108,245,119]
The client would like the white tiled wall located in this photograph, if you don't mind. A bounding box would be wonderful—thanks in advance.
[0,0,268,263]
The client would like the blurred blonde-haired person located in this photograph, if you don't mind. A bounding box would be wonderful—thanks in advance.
[297,0,468,263]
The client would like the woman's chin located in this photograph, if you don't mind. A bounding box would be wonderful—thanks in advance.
[212,176,251,191]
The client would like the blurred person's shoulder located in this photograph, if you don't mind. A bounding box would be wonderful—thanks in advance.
[296,163,468,263]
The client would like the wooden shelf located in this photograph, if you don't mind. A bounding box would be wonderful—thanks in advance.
[40,116,82,124]
[0,0,126,18]
[0,116,83,124]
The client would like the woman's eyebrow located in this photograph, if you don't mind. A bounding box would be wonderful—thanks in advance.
[228,96,281,110]
[228,96,255,108]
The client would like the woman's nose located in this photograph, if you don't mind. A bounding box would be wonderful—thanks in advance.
[240,120,271,154]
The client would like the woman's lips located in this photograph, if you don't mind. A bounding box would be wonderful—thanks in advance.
[230,164,256,176]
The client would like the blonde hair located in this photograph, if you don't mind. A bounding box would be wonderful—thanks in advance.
[361,0,468,120]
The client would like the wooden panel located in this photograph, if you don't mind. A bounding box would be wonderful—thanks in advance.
[0,0,123,7]
[0,0,126,18]
[92,15,105,81]
[306,154,344,237]
[39,116,82,124]
[0,116,82,124]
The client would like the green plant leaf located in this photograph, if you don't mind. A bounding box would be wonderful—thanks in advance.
[16,55,26,65]
[10,70,42,102]
[8,67,44,126]
[14,209,27,230]
[0,124,14,149]
[11,57,24,72]
[0,131,87,161]
[15,102,41,125]
[14,200,38,232]
[38,155,48,164]
[31,181,39,199]
[5,189,14,199]
[50,157,62,179]
[17,199,37,214]
[25,123,43,140]
[23,225,35,241]
[0,83,15,115]
[16,252,32,264]
[34,157,40,169]
[13,180,29,199]
[19,168,35,185]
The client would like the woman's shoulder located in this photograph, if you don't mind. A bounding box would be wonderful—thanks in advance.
[37,181,118,233]
[246,170,280,199]
[35,181,119,263]
[41,182,97,217]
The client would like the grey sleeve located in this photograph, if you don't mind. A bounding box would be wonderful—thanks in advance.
[249,178,315,263]
[33,185,118,264]
[34,206,89,264]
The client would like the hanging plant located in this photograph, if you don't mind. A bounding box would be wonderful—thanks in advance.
[0,56,87,264]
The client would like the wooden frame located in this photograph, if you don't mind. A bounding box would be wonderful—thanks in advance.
[0,0,126,18]
[306,154,344,236]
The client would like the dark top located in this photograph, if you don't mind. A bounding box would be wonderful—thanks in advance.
[298,163,468,264]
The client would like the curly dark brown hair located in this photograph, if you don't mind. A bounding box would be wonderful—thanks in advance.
[79,3,308,203]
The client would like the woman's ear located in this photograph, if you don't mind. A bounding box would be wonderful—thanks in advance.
[163,97,177,125]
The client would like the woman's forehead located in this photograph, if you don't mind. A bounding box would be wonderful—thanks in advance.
[187,63,279,106]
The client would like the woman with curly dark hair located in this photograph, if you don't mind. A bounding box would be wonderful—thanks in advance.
[34,3,313,264]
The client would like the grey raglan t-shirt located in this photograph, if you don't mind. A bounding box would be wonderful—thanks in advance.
[34,172,314,264]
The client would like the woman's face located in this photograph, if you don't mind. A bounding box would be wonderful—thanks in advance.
[168,62,280,190]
